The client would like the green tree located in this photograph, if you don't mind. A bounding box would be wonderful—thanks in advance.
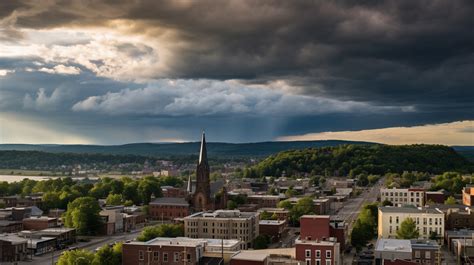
[64,197,103,235]
[396,218,419,239]
[137,224,184,242]
[290,197,315,225]
[227,200,237,210]
[382,199,393,206]
[253,235,270,249]
[106,194,124,206]
[92,244,121,265]
[444,196,457,205]
[57,249,95,265]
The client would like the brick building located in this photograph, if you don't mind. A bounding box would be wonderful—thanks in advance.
[257,208,289,221]
[247,195,281,208]
[259,220,287,242]
[161,186,188,198]
[37,228,76,248]
[0,220,23,233]
[23,216,58,230]
[0,234,28,262]
[374,239,438,265]
[122,237,240,265]
[446,208,474,230]
[425,191,446,204]
[300,215,330,241]
[463,186,474,206]
[295,239,340,265]
[149,197,190,220]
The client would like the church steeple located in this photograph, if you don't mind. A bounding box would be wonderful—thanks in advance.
[198,131,207,165]
[187,174,192,193]
[193,131,211,211]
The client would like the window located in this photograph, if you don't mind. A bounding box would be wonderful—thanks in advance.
[187,253,191,262]
[326,250,331,258]
[396,216,399,224]
[163,253,168,262]
[415,251,420,258]
[316,250,321,258]
[326,260,331,265]
[139,250,144,261]
[305,249,311,258]
[153,251,159,261]
[425,251,431,259]
[174,252,179,262]
[316,259,321,265]
[389,216,392,224]
[306,259,311,265]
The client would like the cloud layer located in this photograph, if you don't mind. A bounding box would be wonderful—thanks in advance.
[0,1,473,144]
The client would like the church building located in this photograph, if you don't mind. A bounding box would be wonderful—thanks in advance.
[187,132,227,212]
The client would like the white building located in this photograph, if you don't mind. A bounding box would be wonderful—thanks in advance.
[378,207,444,241]
[380,188,426,207]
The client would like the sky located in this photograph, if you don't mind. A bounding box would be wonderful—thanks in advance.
[0,1,473,145]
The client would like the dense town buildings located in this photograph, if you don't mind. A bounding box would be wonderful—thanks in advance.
[149,197,190,220]
[374,239,439,265]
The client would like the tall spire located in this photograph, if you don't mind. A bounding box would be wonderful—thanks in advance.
[187,174,192,193]
[198,131,207,164]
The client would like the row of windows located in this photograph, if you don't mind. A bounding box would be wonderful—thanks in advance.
[382,191,423,197]
[151,205,187,209]
[305,259,332,265]
[151,211,187,217]
[138,250,192,262]
[389,225,441,235]
[305,249,331,259]
[187,228,250,234]
[389,216,443,225]
[187,222,250,228]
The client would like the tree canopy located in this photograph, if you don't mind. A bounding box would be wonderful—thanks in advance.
[64,197,103,235]
[396,218,419,239]
[137,224,184,242]
[250,144,472,177]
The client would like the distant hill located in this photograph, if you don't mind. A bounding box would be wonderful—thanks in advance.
[0,140,375,158]
[452,146,474,161]
[251,144,473,177]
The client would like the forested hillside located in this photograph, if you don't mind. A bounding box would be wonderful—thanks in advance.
[0,150,149,170]
[250,144,473,177]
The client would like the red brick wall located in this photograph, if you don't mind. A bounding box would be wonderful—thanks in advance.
[300,216,330,241]
[426,193,445,204]
[23,219,57,230]
[123,244,197,265]
[296,243,337,265]
[149,204,190,220]
[329,226,345,250]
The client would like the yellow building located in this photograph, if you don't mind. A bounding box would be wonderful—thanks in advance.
[378,207,444,241]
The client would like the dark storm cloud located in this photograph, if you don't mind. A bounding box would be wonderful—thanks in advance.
[1,0,473,143]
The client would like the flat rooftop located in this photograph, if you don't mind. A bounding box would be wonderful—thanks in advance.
[127,237,240,248]
[185,210,258,219]
[259,220,286,225]
[379,206,443,214]
[375,239,412,253]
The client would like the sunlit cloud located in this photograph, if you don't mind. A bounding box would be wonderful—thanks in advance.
[277,121,474,146]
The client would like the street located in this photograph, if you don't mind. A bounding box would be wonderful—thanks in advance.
[335,178,384,265]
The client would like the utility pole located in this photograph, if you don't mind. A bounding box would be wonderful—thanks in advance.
[221,238,224,265]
